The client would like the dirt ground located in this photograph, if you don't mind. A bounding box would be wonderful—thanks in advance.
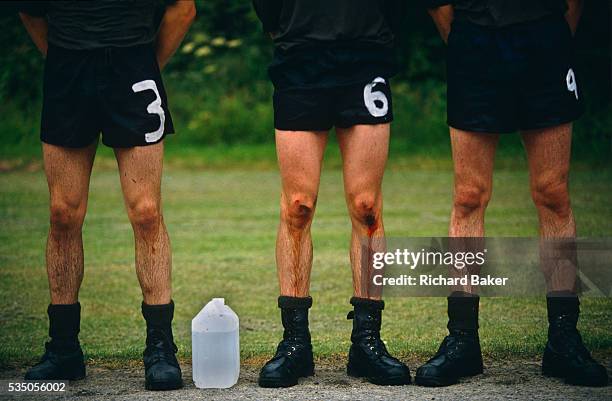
[1,358,610,401]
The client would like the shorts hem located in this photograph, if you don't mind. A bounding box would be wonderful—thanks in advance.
[449,113,582,134]
[274,123,333,132]
[101,131,174,148]
[335,117,393,129]
[274,118,392,132]
[447,121,516,134]
[41,135,99,148]
[518,114,582,132]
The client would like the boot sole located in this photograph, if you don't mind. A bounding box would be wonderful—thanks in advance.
[258,368,314,388]
[415,366,483,388]
[69,373,86,381]
[414,375,457,387]
[145,378,183,391]
[542,365,609,387]
[347,365,411,386]
[24,366,86,382]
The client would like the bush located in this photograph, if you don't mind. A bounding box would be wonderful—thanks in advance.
[0,1,609,163]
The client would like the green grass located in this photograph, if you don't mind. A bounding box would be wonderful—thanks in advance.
[0,160,611,369]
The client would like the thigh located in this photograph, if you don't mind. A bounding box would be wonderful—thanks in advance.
[276,130,328,199]
[43,141,97,207]
[450,128,499,191]
[114,142,164,210]
[337,124,389,200]
[521,123,572,186]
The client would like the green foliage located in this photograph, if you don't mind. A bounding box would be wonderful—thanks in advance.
[0,1,610,163]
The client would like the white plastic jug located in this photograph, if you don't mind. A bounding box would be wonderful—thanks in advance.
[192,298,240,388]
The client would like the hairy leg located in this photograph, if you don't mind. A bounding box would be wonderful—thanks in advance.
[449,128,499,237]
[522,124,576,292]
[337,124,389,300]
[449,128,499,293]
[522,124,575,238]
[114,142,171,305]
[43,141,97,304]
[275,130,328,297]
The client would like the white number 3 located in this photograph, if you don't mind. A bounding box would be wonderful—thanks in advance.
[363,77,389,117]
[132,79,165,143]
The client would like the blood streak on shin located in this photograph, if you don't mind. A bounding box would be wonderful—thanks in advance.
[363,214,379,297]
[365,214,378,238]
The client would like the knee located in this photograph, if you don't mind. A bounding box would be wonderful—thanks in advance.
[348,192,380,227]
[453,184,491,217]
[49,200,86,232]
[128,199,162,231]
[531,176,571,218]
[281,193,316,230]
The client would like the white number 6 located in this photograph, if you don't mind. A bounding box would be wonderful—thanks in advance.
[132,79,165,143]
[363,77,389,117]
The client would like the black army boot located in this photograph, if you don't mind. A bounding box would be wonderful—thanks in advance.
[542,292,608,386]
[258,296,314,388]
[142,301,183,391]
[415,292,483,387]
[25,303,86,380]
[346,297,411,385]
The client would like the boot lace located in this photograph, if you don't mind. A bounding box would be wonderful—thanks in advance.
[144,329,179,367]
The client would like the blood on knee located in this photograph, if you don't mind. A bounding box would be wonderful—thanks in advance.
[365,214,379,237]
[350,193,380,235]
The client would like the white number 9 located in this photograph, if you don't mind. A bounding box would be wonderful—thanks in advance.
[566,68,578,100]
[363,77,389,117]
[132,79,165,143]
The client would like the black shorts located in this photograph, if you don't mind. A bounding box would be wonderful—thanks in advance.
[273,77,393,131]
[41,44,174,148]
[447,15,583,133]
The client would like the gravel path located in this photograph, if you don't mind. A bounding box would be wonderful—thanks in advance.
[1,359,610,401]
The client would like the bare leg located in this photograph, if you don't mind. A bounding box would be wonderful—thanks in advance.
[522,123,576,292]
[449,128,499,237]
[43,141,97,305]
[522,124,575,238]
[275,130,328,297]
[449,128,499,293]
[114,142,171,305]
[337,124,389,300]
[526,124,608,387]
[414,129,495,386]
[337,124,411,386]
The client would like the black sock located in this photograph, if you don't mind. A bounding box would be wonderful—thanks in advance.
[142,300,175,344]
[350,297,384,310]
[546,291,579,321]
[48,303,81,349]
[447,291,479,333]
[278,296,312,309]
